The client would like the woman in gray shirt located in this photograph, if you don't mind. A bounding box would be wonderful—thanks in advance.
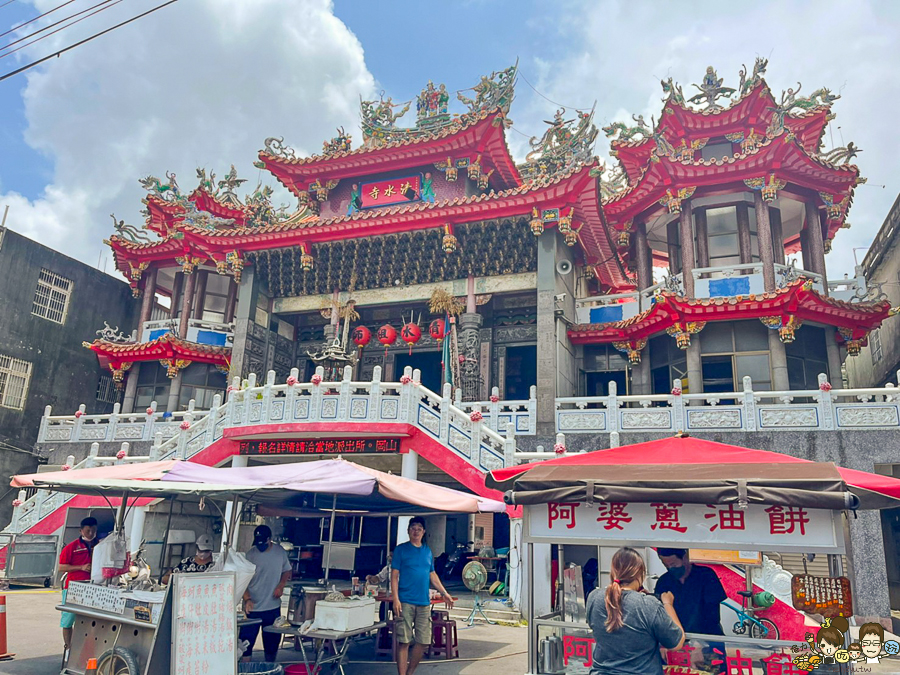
[586,547,685,674]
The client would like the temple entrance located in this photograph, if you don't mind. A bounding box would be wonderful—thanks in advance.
[585,370,628,396]
[395,350,443,393]
[505,345,537,399]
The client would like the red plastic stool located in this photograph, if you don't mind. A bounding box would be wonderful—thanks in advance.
[427,619,459,660]
[375,620,399,661]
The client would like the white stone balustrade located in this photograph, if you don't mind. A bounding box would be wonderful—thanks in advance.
[454,386,537,436]
[556,373,900,434]
[38,401,207,445]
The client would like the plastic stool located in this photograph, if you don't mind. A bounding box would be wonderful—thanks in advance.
[427,619,459,660]
[375,620,398,661]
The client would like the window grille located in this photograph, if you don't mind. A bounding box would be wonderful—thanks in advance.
[32,268,73,324]
[96,374,119,404]
[872,328,884,363]
[0,354,32,410]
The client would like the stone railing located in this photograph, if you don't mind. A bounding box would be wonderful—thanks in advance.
[557,373,900,434]
[455,386,537,436]
[38,402,210,445]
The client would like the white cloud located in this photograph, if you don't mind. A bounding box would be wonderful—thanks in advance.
[3,0,375,270]
[513,0,900,276]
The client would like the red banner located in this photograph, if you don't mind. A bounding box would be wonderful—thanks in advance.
[359,174,421,209]
[239,438,400,455]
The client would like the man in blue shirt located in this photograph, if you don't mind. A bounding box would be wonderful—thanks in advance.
[391,517,453,675]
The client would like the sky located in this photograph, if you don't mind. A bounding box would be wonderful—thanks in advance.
[0,0,898,278]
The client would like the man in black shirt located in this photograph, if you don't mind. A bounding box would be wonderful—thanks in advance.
[654,548,727,636]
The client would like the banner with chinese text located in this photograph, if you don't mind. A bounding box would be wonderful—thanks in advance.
[527,501,841,552]
[359,174,421,209]
[239,438,400,455]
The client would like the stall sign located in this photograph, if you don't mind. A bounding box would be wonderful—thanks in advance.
[690,549,762,565]
[530,501,840,551]
[791,575,852,618]
[359,174,421,209]
[239,438,400,456]
[172,572,235,675]
[66,581,126,614]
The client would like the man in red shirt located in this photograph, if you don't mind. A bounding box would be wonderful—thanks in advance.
[58,517,99,650]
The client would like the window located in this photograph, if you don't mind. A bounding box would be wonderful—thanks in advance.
[872,328,884,363]
[96,374,119,405]
[0,354,32,410]
[32,268,73,324]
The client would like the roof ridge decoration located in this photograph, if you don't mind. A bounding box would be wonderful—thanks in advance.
[689,66,737,110]
[518,105,599,185]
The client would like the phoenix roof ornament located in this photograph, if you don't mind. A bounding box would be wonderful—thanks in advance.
[689,66,736,110]
[519,105,599,184]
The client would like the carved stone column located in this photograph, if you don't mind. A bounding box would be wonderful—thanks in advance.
[694,208,710,269]
[459,313,483,402]
[667,221,680,276]
[770,208,785,265]
[754,192,776,293]
[679,200,696,298]
[224,278,237,323]
[193,270,208,319]
[736,202,753,265]
[633,223,653,394]
[178,272,197,339]
[169,272,183,320]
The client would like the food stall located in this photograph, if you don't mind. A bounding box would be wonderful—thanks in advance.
[12,456,505,675]
[487,436,900,675]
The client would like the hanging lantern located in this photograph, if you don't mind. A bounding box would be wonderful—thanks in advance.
[401,323,422,355]
[377,324,397,356]
[617,229,631,248]
[530,207,544,236]
[445,156,458,182]
[351,325,371,354]
[300,252,314,271]
[564,228,579,247]
[429,318,447,344]
[557,208,573,235]
[442,224,458,254]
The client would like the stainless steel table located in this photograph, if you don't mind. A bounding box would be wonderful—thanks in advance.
[264,621,386,675]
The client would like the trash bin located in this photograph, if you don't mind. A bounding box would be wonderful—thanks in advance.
[238,663,283,674]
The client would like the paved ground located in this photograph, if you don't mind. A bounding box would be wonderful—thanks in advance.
[0,587,528,675]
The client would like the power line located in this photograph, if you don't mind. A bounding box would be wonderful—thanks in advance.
[0,1,18,10]
[1,0,121,58]
[0,0,76,39]
[0,0,179,83]
[518,70,593,112]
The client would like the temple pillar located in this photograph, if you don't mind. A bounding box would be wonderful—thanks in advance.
[768,331,790,391]
[170,272,183,320]
[805,201,828,288]
[694,207,710,270]
[686,342,703,397]
[178,272,197,339]
[679,201,696,297]
[193,270,208,320]
[827,337,844,389]
[634,223,653,394]
[770,207,785,265]
[123,268,159,414]
[224,278,237,323]
[459,312,483,402]
[799,228,812,272]
[536,230,576,434]
[736,202,753,266]
[666,221,680,276]
[754,192,776,292]
[229,267,260,380]
[166,372,182,413]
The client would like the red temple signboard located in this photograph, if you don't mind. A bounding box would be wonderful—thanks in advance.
[239,439,400,456]
[359,174,421,209]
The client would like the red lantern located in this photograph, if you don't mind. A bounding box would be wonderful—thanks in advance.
[401,323,422,355]
[352,325,371,354]
[377,324,397,356]
[429,318,447,344]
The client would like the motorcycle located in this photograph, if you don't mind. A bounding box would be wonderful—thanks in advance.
[439,538,475,579]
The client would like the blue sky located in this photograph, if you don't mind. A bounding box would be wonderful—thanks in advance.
[1,0,899,278]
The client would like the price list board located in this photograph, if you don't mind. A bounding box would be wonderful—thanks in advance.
[172,572,236,675]
[791,574,853,618]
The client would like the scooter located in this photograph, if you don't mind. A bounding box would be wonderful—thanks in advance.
[441,538,475,579]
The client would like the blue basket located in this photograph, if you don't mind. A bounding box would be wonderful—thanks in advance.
[238,663,283,674]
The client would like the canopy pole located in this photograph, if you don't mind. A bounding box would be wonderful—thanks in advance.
[115,491,128,534]
[324,494,337,584]
[157,496,176,584]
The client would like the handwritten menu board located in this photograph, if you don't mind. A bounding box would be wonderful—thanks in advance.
[66,582,126,614]
[791,574,852,618]
[172,572,236,675]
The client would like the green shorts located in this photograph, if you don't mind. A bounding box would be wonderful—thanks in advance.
[60,589,76,629]
[396,603,432,645]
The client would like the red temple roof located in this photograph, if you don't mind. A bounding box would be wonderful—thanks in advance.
[259,110,521,197]
[567,280,891,344]
[84,333,231,370]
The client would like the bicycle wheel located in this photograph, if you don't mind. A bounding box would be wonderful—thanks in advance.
[96,646,140,675]
[750,618,779,640]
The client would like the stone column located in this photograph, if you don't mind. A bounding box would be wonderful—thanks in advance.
[222,454,249,552]
[847,510,892,625]
[128,506,148,555]
[224,278,237,323]
[770,208,785,265]
[633,223,653,395]
[666,221,680,275]
[166,373,182,413]
[169,272,183,320]
[799,228,812,272]
[229,267,259,380]
[122,268,159,413]
[806,201,844,389]
[768,330,790,391]
[686,342,703,396]
[459,312,483,401]
[679,201,696,298]
[193,270,208,320]
[694,208,710,269]
[536,230,575,434]
[178,272,198,339]
[736,202,753,265]
[754,192,776,292]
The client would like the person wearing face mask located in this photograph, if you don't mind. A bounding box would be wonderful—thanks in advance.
[239,525,292,663]
[654,548,726,637]
[162,534,215,584]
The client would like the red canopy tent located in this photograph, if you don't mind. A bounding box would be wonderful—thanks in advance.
[487,436,900,507]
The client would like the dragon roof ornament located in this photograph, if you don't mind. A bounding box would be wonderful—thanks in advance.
[689,66,736,111]
[357,63,517,149]
[519,105,599,185]
[110,214,154,244]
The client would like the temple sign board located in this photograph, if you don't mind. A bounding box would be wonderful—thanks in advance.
[528,501,844,554]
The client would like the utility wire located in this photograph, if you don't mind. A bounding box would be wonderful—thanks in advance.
[0,0,75,39]
[0,0,179,83]
[0,1,18,10]
[0,0,115,53]
[518,70,593,112]
[1,0,122,58]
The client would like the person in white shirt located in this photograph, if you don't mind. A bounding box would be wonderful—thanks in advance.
[367,553,392,585]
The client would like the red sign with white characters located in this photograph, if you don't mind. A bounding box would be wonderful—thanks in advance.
[528,501,840,552]
[359,174,421,209]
